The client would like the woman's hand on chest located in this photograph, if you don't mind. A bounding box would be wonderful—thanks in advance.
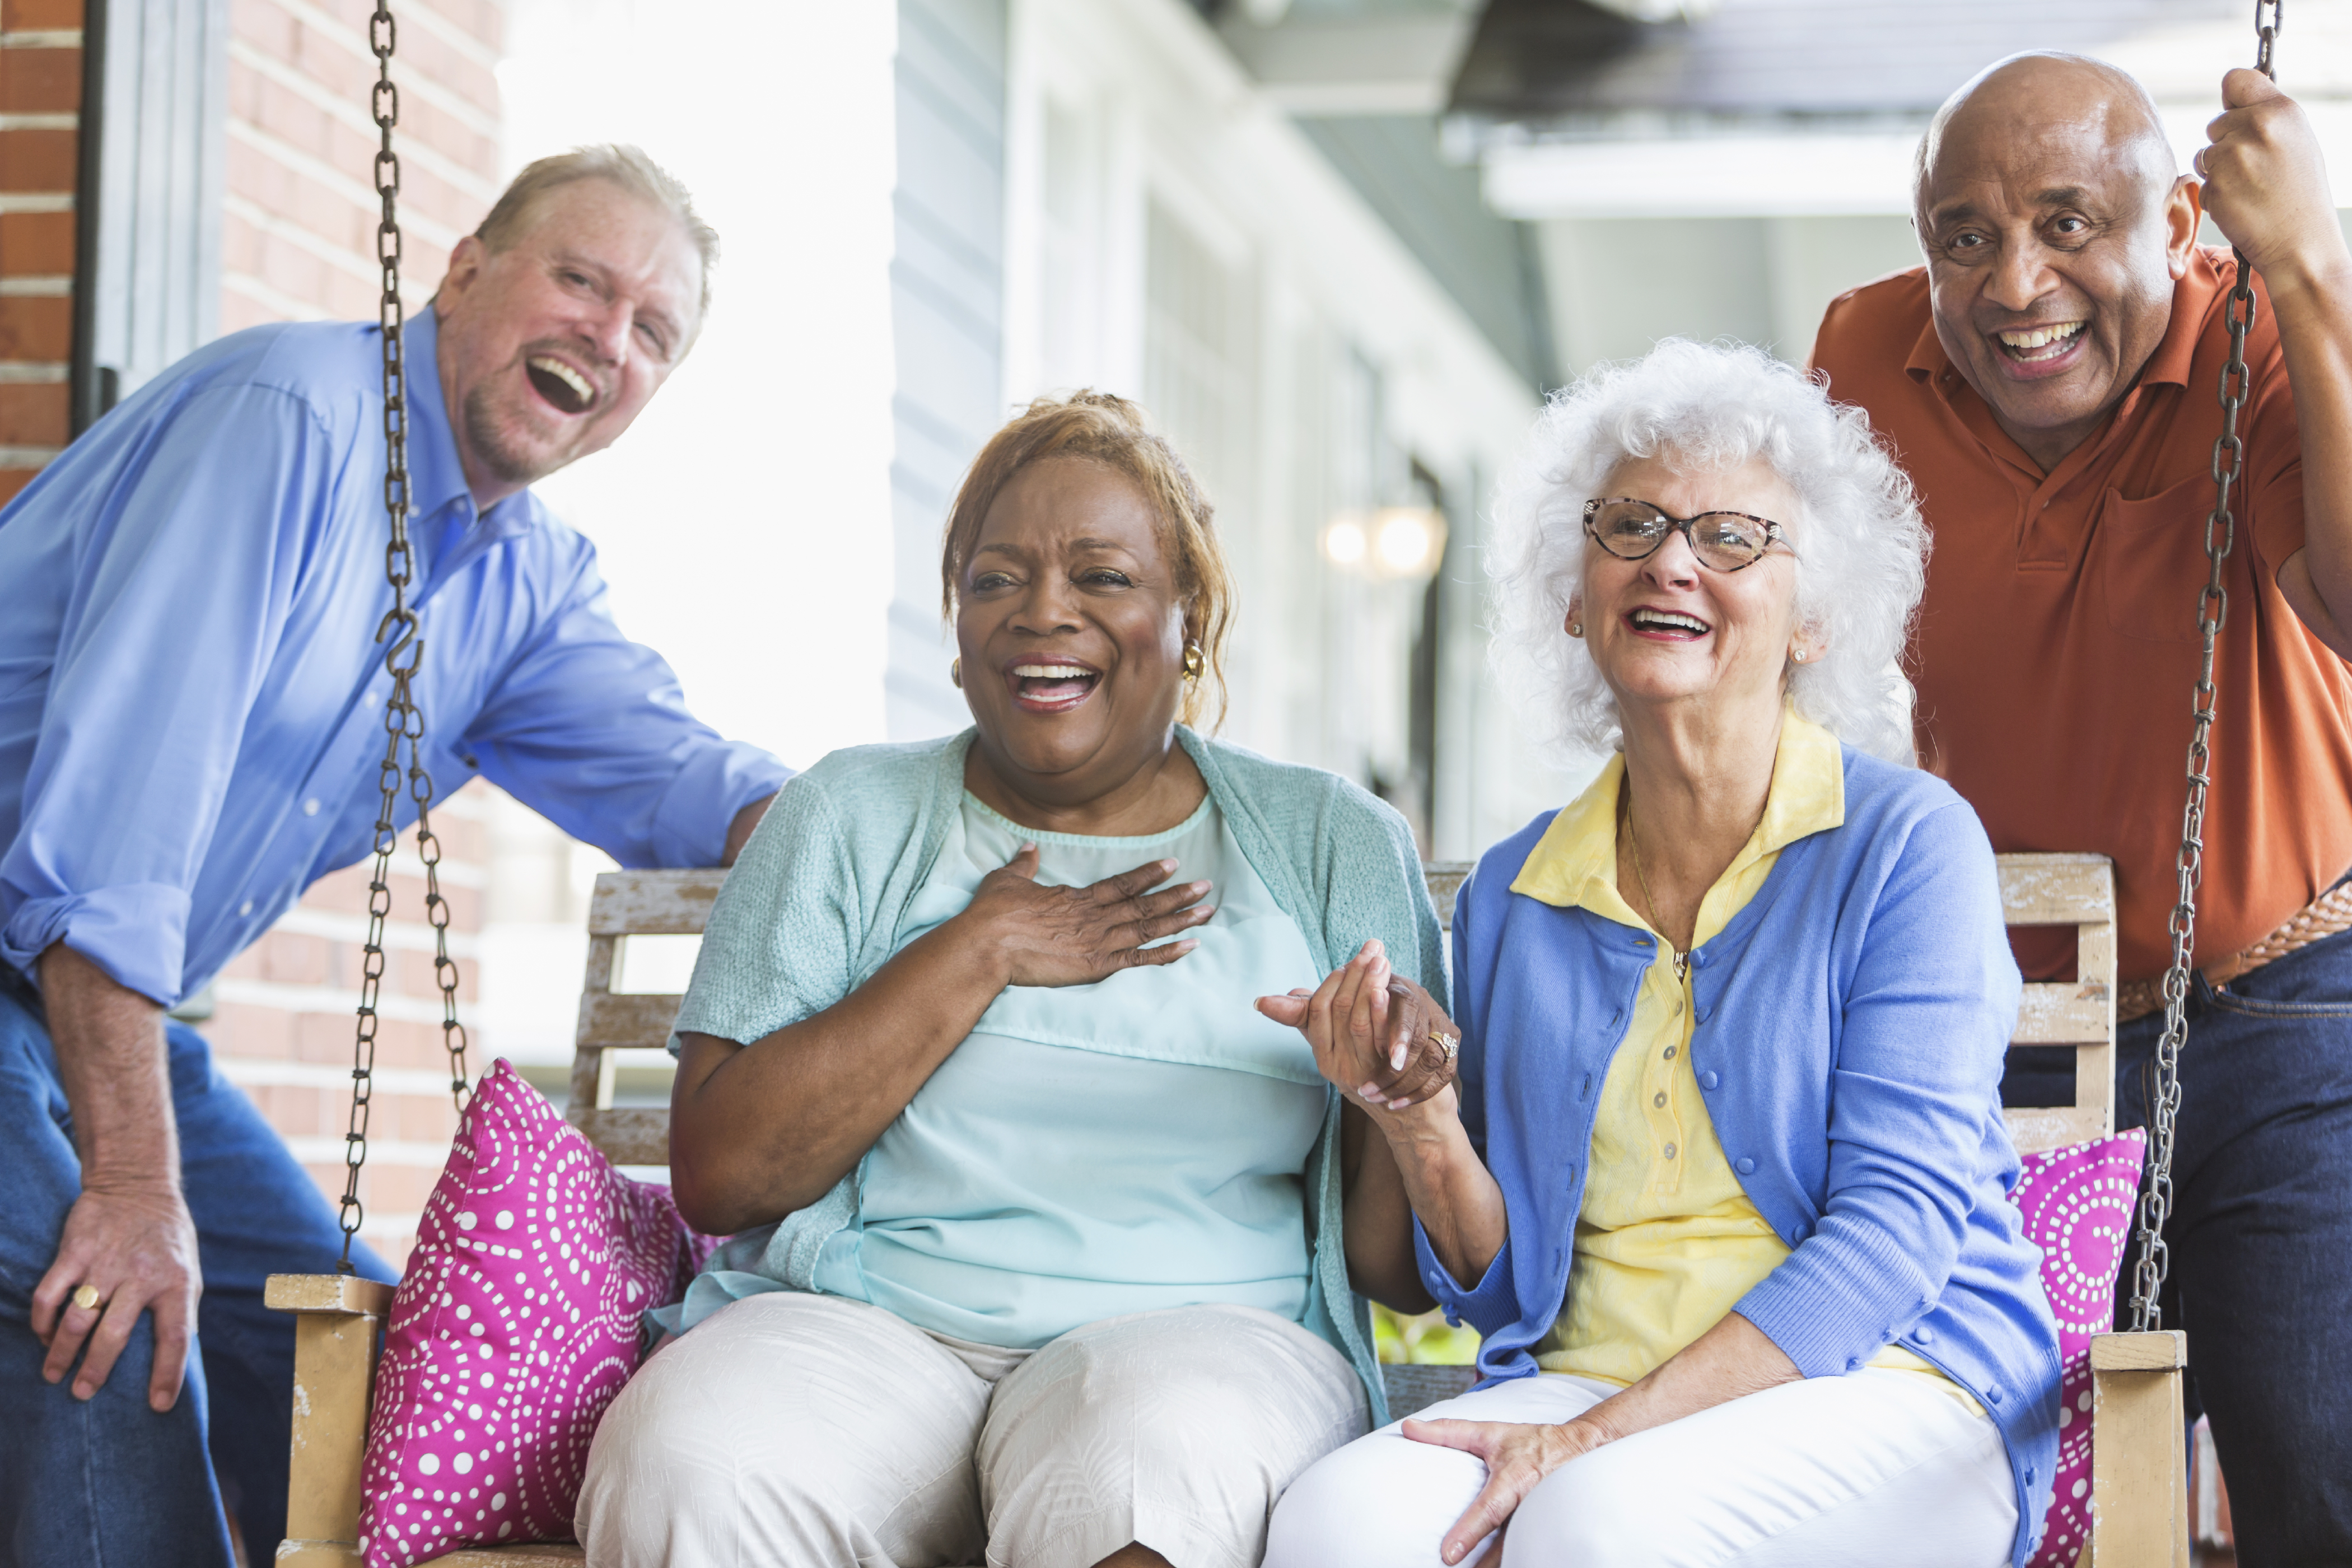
[953,843,1217,990]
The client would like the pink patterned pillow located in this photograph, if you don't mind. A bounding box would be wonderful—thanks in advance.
[358,1059,717,1567]
[2014,1129,2148,1568]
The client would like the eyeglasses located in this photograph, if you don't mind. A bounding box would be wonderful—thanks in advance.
[1581,497,1790,573]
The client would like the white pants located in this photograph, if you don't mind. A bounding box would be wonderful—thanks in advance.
[1263,1369,2018,1568]
[576,1291,1368,1568]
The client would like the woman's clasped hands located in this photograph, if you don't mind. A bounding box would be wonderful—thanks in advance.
[1256,937,1457,1116]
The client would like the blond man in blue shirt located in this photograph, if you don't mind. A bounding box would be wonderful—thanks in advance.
[0,146,786,1565]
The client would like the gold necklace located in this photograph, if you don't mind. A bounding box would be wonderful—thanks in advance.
[1623,805,1691,979]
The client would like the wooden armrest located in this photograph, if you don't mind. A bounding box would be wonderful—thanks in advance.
[267,1273,392,1563]
[265,1273,395,1315]
[2089,1331,2188,1567]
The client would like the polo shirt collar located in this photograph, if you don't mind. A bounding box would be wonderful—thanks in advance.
[1904,309,1949,386]
[1510,709,1847,914]
[2137,248,2230,392]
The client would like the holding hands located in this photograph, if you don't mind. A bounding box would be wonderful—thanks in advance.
[1257,937,1459,1116]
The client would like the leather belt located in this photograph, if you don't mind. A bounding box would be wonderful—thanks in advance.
[2114,879,2352,1023]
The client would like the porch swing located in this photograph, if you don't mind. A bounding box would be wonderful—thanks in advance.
[258,2,2286,1564]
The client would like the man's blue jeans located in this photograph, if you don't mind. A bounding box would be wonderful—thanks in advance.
[0,972,394,1566]
[2007,925,2352,1567]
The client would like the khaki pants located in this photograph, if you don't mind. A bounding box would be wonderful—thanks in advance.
[577,1291,1369,1568]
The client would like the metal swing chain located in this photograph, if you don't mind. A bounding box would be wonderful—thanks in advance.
[2126,0,2281,1333]
[337,0,472,1272]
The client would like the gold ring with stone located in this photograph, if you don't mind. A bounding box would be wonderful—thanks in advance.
[1430,1030,1459,1062]
[71,1284,104,1312]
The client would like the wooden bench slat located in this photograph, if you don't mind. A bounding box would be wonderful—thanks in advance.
[2013,982,2113,1045]
[589,869,728,937]
[2004,1104,2113,1155]
[569,1107,670,1165]
[576,992,684,1049]
[1424,862,1471,932]
[1995,852,2115,925]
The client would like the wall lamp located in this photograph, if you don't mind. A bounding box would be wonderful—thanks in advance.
[1320,506,1447,582]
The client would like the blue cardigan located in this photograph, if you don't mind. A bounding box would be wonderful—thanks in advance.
[1423,744,2060,1566]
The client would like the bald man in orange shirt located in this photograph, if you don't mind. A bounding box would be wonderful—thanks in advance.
[1811,53,2352,1562]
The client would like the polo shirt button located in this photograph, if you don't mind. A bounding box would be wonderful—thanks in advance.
[1700,1071,1720,1090]
[1987,1385,2004,1405]
[1662,1143,1678,1160]
[1735,1156,1756,1175]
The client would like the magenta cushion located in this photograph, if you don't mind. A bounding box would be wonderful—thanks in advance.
[358,1059,717,1566]
[2014,1128,2147,1568]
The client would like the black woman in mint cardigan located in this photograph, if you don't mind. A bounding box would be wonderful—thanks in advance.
[576,392,1457,1568]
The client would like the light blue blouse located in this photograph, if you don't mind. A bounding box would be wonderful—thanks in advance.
[808,792,1329,1348]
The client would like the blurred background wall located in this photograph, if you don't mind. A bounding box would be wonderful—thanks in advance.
[7,0,2351,1306]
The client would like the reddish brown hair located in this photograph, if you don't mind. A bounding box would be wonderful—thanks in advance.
[940,390,1236,730]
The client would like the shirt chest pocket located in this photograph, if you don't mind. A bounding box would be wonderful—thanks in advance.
[2098,472,2233,643]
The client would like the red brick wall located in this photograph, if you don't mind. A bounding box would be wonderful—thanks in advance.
[222,0,503,331]
[0,0,77,505]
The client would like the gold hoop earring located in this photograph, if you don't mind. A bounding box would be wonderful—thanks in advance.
[950,657,963,688]
[1182,641,1205,682]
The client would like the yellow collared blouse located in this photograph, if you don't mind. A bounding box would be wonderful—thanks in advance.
[1511,712,1977,1412]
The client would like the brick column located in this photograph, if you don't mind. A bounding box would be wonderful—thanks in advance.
[0,0,77,503]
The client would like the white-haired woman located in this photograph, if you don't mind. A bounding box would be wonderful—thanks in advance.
[1254,340,2061,1568]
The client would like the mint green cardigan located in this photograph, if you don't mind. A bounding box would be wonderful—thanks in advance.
[662,726,1445,1421]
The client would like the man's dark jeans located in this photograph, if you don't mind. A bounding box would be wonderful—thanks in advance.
[2006,925,2352,1567]
[0,972,395,1566]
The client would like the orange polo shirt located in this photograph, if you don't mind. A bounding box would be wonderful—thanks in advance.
[1813,248,2352,982]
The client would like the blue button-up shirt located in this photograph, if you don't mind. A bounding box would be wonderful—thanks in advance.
[0,307,792,1006]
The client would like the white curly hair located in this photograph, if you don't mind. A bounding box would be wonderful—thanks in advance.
[1488,338,1929,766]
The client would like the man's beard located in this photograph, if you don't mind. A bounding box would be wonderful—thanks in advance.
[463,378,572,489]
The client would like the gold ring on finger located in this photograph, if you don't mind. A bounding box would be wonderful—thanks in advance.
[71,1283,104,1312]
[1429,1030,1458,1061]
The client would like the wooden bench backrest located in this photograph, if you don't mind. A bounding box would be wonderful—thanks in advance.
[563,854,2111,1162]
